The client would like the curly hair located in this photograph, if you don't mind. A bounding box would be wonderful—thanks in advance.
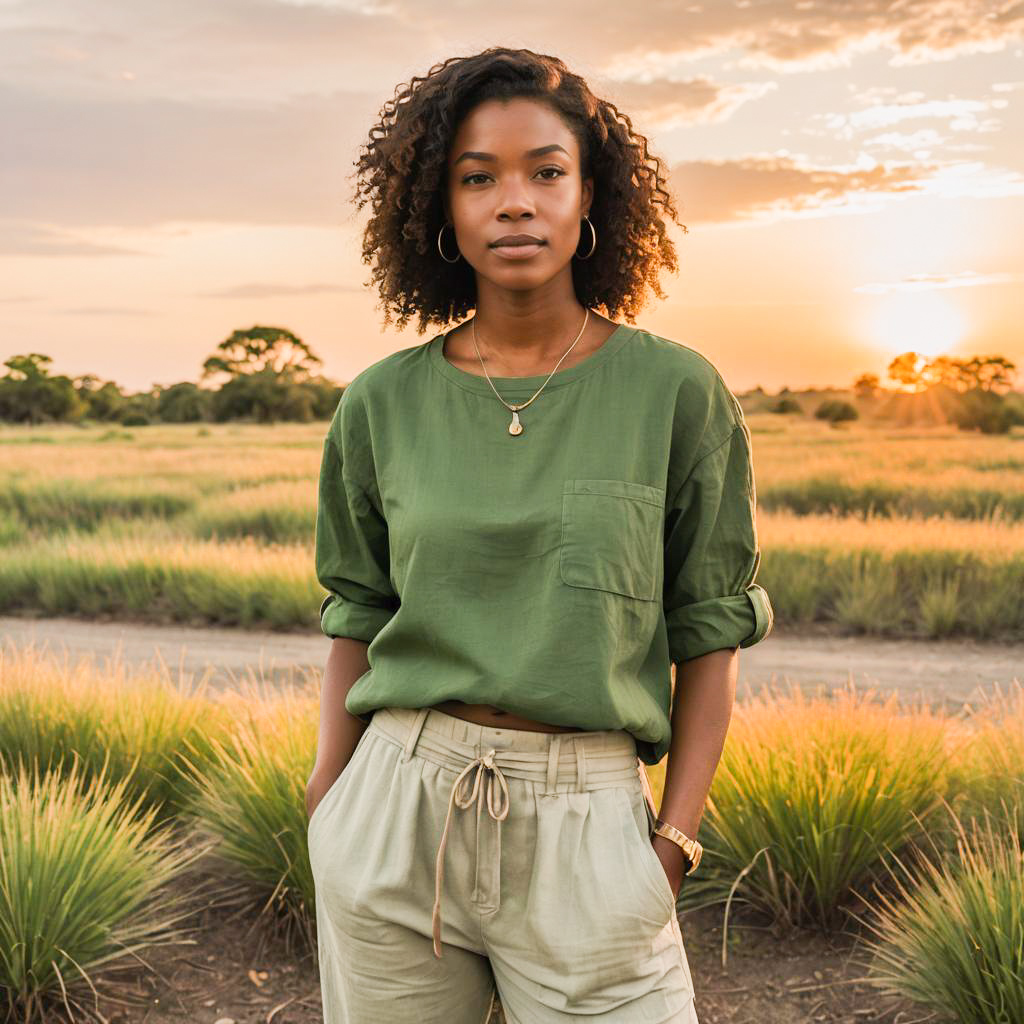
[349,46,687,335]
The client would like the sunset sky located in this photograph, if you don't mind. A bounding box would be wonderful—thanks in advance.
[2,0,1023,395]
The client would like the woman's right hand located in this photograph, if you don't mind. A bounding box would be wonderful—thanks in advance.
[305,767,343,820]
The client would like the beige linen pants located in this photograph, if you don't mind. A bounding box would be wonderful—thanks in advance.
[308,706,699,1023]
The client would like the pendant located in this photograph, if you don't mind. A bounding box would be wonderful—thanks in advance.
[508,409,523,436]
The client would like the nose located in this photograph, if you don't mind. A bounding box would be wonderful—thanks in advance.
[494,176,535,220]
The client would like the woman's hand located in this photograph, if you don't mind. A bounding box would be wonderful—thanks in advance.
[305,767,343,820]
[651,833,689,901]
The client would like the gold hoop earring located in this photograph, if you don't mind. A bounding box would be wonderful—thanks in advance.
[575,216,596,260]
[437,222,462,264]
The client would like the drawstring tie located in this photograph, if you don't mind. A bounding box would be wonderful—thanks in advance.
[432,747,510,958]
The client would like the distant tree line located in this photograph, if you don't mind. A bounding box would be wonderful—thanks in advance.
[0,327,345,426]
[2,333,1021,433]
[762,350,1022,434]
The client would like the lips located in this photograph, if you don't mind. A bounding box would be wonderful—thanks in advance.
[491,236,545,247]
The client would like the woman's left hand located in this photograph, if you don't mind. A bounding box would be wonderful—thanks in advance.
[651,833,688,900]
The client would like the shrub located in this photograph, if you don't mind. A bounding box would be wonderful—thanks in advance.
[769,397,803,414]
[177,679,320,956]
[691,681,950,932]
[861,808,1024,1024]
[814,399,858,423]
[0,756,202,1024]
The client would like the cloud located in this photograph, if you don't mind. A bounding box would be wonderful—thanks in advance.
[0,220,153,256]
[57,305,157,315]
[600,75,777,129]
[667,153,935,223]
[200,281,365,297]
[607,0,1024,71]
[854,270,1024,294]
[0,81,374,229]
[3,0,1022,237]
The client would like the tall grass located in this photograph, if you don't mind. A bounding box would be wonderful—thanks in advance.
[177,679,321,956]
[756,540,1024,640]
[759,476,1024,521]
[0,526,320,628]
[689,681,954,931]
[860,808,1024,1024]
[0,642,234,823]
[0,756,204,1024]
[1,643,1022,1020]
[0,478,196,533]
[4,421,1024,639]
[187,479,316,544]
[953,681,1024,840]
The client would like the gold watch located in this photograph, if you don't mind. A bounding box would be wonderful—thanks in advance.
[652,818,703,876]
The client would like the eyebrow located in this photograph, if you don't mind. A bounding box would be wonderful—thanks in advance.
[453,144,571,166]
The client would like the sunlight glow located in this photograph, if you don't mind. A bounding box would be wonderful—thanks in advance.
[866,291,969,359]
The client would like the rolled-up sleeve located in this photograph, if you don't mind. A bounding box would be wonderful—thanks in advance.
[663,419,774,663]
[315,401,399,643]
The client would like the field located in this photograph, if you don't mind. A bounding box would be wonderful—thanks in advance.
[1,414,1023,1024]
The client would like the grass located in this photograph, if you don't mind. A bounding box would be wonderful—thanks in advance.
[2,420,1024,639]
[860,808,1024,1024]
[0,756,203,1024]
[671,681,954,931]
[0,645,1022,1023]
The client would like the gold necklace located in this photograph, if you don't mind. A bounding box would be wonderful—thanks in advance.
[471,308,590,437]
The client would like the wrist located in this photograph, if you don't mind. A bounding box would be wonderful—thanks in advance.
[652,817,703,875]
[652,833,688,861]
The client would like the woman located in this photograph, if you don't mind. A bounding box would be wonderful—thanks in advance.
[306,46,773,1024]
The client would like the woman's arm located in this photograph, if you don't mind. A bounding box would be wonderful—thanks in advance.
[652,649,738,894]
[305,637,373,818]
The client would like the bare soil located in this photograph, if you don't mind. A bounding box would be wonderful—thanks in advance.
[48,847,909,1024]
[2,614,1021,711]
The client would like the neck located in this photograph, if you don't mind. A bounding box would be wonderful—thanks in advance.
[471,306,591,363]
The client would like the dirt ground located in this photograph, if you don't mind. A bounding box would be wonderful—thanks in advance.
[2,614,1022,711]
[56,846,910,1024]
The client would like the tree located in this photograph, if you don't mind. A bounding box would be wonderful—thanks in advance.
[0,354,84,424]
[75,374,126,421]
[887,352,927,393]
[156,382,211,423]
[959,355,1016,394]
[853,373,880,399]
[201,326,322,385]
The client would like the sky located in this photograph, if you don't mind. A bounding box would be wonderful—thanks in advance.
[2,0,1023,395]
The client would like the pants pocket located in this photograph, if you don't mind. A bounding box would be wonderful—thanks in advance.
[618,785,678,919]
[307,724,373,844]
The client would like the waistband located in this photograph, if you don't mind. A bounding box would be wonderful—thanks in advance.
[370,705,644,790]
[366,706,659,959]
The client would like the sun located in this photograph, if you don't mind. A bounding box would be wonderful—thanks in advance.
[866,291,969,360]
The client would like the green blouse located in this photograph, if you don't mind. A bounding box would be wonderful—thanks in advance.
[315,323,774,765]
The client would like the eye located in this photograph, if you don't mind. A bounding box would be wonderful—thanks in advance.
[461,167,566,185]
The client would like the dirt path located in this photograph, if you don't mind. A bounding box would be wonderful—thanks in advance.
[2,615,1020,711]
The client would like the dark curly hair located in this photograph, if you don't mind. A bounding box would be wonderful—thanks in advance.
[349,46,687,334]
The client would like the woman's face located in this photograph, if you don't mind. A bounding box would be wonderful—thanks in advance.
[444,97,593,293]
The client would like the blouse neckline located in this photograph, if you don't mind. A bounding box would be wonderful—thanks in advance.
[428,321,637,395]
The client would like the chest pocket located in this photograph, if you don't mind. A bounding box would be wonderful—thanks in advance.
[560,479,666,601]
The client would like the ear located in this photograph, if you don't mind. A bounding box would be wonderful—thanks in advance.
[580,175,594,217]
